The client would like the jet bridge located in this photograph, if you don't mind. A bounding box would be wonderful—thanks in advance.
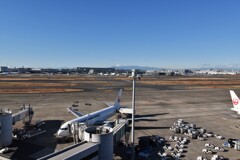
[38,141,99,160]
[113,119,127,145]
[0,105,34,147]
[40,119,128,160]
[12,105,34,125]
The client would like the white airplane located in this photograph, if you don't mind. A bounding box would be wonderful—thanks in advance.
[57,89,123,137]
[229,90,240,115]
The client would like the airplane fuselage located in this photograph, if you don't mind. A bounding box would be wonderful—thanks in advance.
[57,105,119,137]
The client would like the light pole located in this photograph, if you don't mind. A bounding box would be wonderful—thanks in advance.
[131,69,136,160]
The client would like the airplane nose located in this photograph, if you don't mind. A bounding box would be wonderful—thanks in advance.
[57,130,62,136]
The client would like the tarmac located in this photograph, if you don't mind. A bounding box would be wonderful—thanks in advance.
[0,75,239,159]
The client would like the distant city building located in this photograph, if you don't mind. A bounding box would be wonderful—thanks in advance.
[41,68,60,74]
[60,68,71,74]
[1,65,239,76]
[88,69,94,74]
[18,67,32,73]
[31,68,41,73]
[144,69,186,76]
[9,67,19,73]
[77,67,115,74]
[195,69,236,75]
[184,69,194,75]
[0,66,9,72]
[145,70,156,75]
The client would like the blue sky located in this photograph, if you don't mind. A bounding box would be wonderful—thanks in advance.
[0,1,240,68]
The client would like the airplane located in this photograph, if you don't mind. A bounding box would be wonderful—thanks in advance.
[229,90,240,115]
[57,89,124,137]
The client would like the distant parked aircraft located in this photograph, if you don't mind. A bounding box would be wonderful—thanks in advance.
[229,90,240,115]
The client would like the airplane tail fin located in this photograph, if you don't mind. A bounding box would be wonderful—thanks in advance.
[230,90,240,112]
[114,89,123,107]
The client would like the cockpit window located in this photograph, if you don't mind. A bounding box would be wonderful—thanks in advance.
[60,128,68,130]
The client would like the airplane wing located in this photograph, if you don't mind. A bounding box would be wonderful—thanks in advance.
[67,107,84,118]
[103,102,112,107]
